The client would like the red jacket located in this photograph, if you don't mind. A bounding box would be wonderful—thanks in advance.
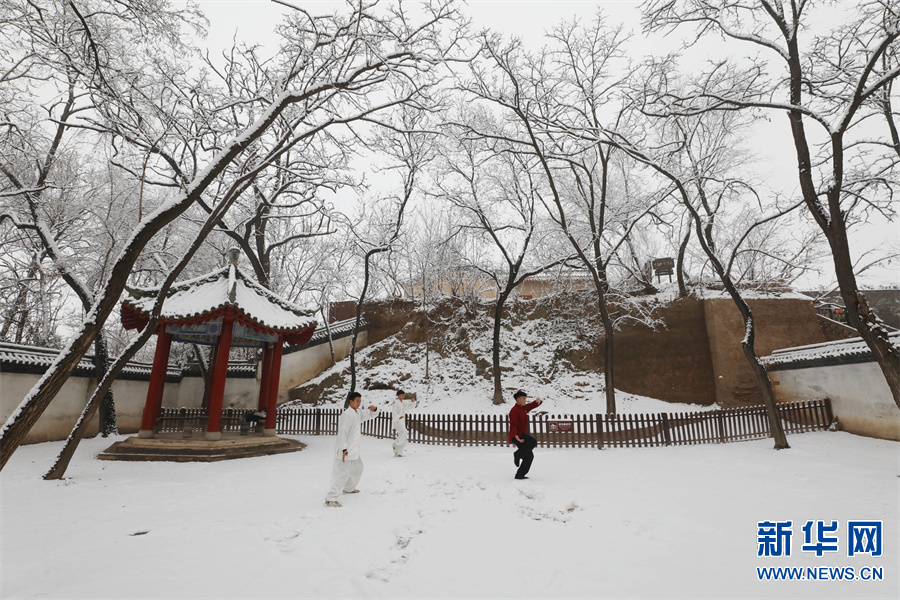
[508,400,541,444]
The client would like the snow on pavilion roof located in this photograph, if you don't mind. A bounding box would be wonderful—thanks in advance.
[122,264,317,345]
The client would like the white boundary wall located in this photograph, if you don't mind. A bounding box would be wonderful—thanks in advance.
[1,329,366,444]
[0,372,181,444]
[277,332,363,401]
[771,361,899,441]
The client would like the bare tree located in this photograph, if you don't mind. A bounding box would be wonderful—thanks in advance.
[190,43,346,293]
[435,129,571,404]
[398,208,460,380]
[479,21,807,445]
[308,236,356,368]
[581,105,797,447]
[458,22,662,413]
[0,0,464,471]
[643,0,900,409]
[346,107,436,391]
[0,1,212,436]
[0,232,65,346]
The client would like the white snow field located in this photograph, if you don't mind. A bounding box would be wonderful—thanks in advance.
[1,429,897,599]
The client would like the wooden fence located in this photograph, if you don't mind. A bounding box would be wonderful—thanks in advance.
[157,406,399,438]
[276,406,396,439]
[156,407,247,433]
[269,398,833,449]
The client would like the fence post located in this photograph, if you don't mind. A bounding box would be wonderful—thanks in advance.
[596,414,604,450]
[823,397,834,428]
[315,408,321,436]
[716,410,726,443]
[661,413,671,446]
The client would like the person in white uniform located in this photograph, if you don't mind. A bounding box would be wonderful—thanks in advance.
[325,391,378,507]
[391,389,416,457]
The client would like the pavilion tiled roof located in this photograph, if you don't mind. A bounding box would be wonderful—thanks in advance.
[122,264,317,345]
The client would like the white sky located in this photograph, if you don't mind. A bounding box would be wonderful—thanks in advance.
[182,0,898,290]
[191,0,644,42]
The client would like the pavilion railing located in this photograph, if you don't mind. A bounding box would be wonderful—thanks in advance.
[272,398,833,449]
[156,407,247,433]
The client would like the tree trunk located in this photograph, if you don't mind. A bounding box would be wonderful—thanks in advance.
[491,292,510,405]
[13,301,29,344]
[192,344,212,411]
[0,259,36,341]
[597,290,616,414]
[695,217,788,447]
[737,307,790,449]
[611,147,791,449]
[678,177,790,448]
[1,296,112,471]
[44,320,157,479]
[93,331,118,436]
[709,252,789,448]
[350,249,383,392]
[784,86,900,408]
[320,307,336,367]
[676,227,690,298]
[777,27,900,408]
[830,230,900,410]
[44,168,258,479]
[421,271,430,380]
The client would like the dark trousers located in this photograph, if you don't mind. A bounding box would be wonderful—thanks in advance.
[512,434,537,478]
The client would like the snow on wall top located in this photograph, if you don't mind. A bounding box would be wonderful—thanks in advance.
[125,265,316,332]
[317,318,363,339]
[0,341,256,377]
[695,288,814,301]
[0,341,180,378]
[762,332,900,368]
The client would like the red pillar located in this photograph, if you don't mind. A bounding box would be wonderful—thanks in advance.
[205,316,234,440]
[256,343,274,411]
[203,344,219,413]
[139,325,173,438]
[264,335,284,436]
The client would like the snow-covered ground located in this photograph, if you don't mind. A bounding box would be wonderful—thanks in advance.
[290,299,719,415]
[2,430,897,599]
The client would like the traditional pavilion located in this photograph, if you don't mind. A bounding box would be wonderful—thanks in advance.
[121,249,316,441]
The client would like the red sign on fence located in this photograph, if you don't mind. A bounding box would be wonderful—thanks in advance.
[548,421,574,433]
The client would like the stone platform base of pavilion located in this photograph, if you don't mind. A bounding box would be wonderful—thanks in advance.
[97,434,306,462]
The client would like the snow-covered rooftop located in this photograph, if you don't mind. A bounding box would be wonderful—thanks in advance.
[694,288,814,301]
[763,332,900,369]
[0,341,180,379]
[123,264,316,334]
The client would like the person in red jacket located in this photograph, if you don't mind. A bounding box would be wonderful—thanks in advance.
[508,390,542,480]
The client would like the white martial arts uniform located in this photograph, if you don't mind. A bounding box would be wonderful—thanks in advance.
[326,405,378,502]
[391,397,415,456]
